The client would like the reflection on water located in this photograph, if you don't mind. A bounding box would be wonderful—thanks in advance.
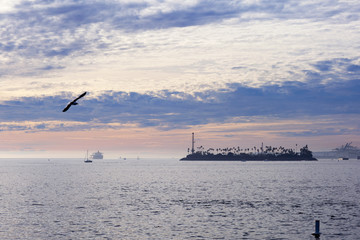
[0,158,359,239]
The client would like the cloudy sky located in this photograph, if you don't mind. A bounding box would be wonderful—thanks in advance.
[0,0,359,158]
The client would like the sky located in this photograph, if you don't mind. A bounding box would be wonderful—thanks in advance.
[0,0,359,158]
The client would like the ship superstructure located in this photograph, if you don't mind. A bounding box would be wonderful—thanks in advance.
[91,150,103,159]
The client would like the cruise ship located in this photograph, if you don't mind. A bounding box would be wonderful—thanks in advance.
[91,150,103,159]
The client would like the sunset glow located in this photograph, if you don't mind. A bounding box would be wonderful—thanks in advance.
[0,0,359,158]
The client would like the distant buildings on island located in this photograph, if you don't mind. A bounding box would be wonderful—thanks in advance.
[181,133,317,161]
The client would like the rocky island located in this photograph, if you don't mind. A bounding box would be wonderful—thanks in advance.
[180,133,317,161]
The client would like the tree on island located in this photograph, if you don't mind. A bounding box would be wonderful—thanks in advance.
[299,145,313,159]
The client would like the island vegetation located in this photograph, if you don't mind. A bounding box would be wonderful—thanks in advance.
[180,144,317,161]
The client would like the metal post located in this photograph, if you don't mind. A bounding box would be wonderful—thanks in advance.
[312,220,321,238]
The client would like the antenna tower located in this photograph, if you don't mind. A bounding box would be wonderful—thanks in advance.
[191,132,195,154]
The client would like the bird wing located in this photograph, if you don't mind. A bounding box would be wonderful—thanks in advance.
[62,102,72,112]
[62,92,87,112]
[73,91,87,102]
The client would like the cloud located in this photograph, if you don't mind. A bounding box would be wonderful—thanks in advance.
[278,128,355,137]
[347,64,360,73]
[38,65,65,71]
[0,1,359,101]
[1,1,359,156]
[1,57,359,132]
[1,0,359,60]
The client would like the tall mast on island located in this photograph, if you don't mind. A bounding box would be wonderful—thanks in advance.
[191,132,195,154]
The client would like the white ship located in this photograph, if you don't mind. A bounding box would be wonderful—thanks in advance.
[91,150,103,159]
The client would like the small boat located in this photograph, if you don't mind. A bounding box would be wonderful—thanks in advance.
[84,150,93,163]
[338,157,349,160]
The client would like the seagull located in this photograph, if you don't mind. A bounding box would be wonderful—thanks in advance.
[62,91,87,112]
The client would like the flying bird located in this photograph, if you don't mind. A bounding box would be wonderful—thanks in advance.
[62,91,87,112]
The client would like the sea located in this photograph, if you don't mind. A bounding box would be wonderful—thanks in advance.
[0,158,359,240]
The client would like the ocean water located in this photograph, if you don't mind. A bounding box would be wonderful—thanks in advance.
[0,158,359,239]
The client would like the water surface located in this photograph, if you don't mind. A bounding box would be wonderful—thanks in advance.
[0,158,359,239]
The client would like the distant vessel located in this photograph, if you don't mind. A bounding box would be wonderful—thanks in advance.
[314,143,360,159]
[91,150,103,159]
[84,150,92,163]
